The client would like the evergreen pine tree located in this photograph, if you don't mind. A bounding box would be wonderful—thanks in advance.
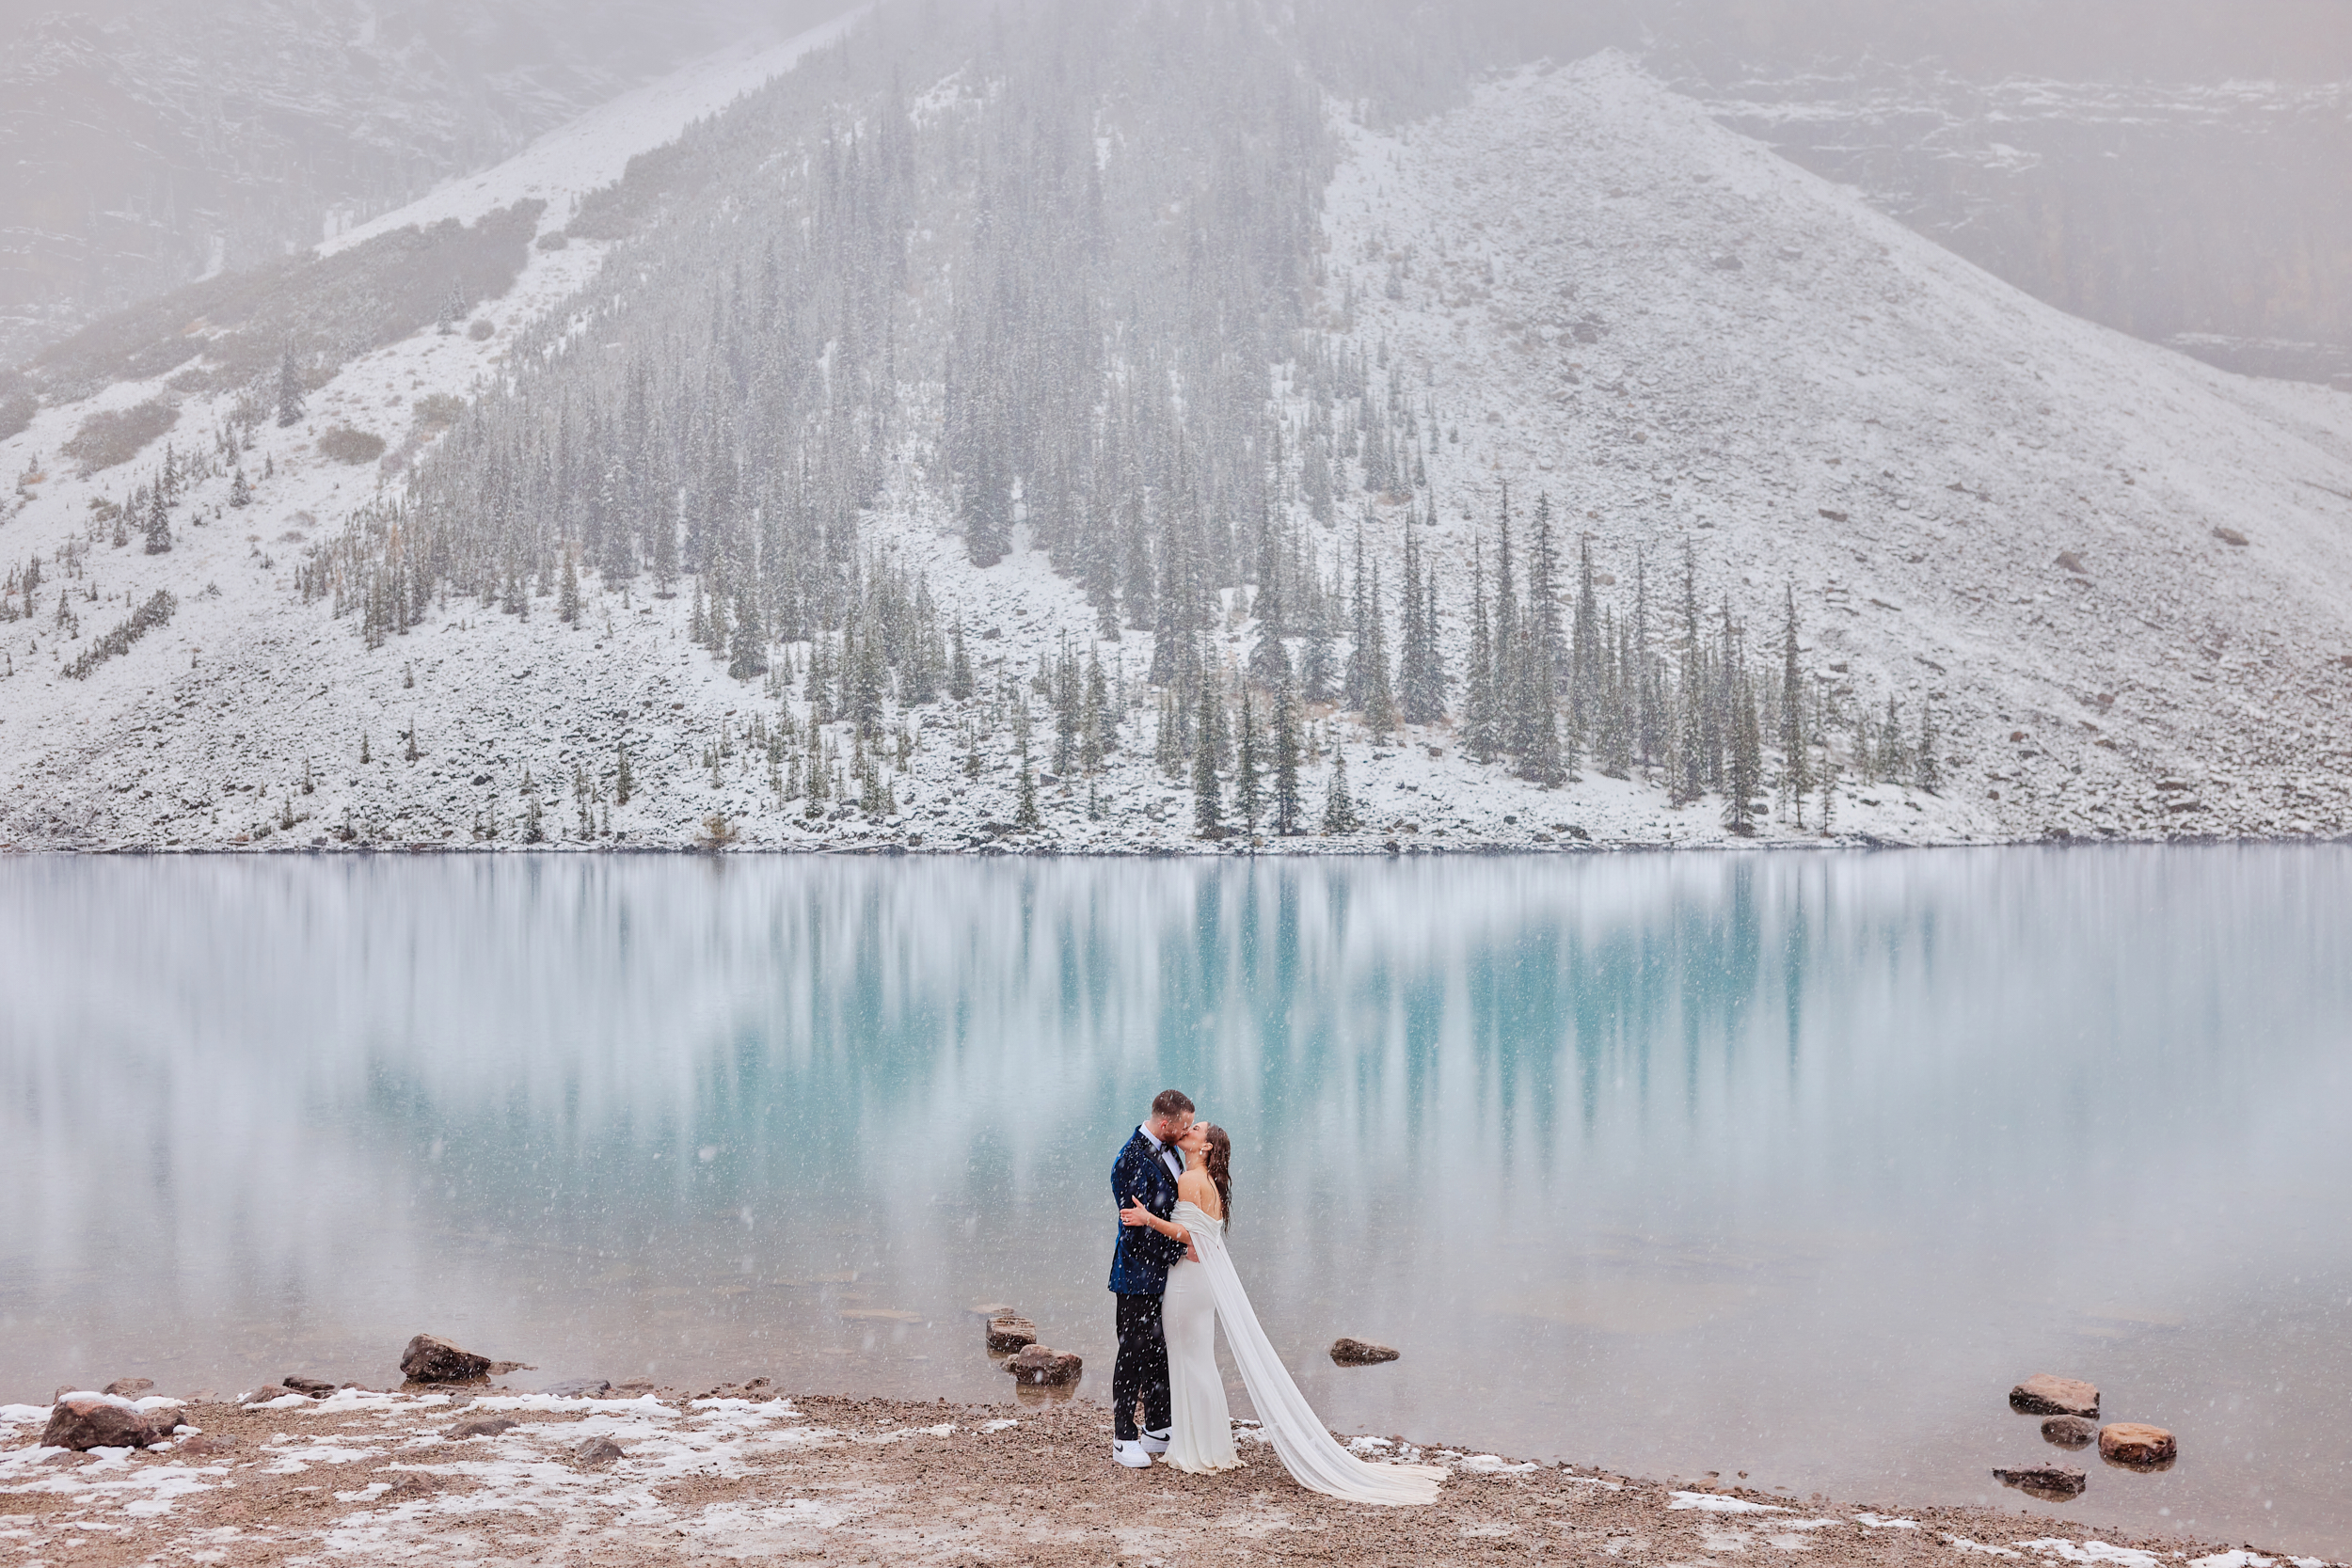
[651,514,678,597]
[1015,736,1041,830]
[728,592,768,678]
[1086,648,1115,756]
[1465,544,1496,760]
[948,617,975,701]
[1361,562,1396,741]
[1778,586,1809,827]
[1235,689,1263,835]
[1342,528,1370,709]
[1273,670,1303,835]
[1726,668,1763,835]
[1917,700,1942,793]
[1191,678,1223,835]
[142,485,171,555]
[1320,745,1359,833]
[615,739,633,804]
[1299,591,1336,701]
[276,340,305,428]
[229,467,251,508]
[1248,530,1290,686]
[560,552,581,626]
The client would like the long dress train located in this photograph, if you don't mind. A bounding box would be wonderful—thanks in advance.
[1162,1201,1240,1473]
[1181,1201,1446,1505]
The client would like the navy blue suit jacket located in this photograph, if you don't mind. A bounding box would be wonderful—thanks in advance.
[1106,1128,1187,1295]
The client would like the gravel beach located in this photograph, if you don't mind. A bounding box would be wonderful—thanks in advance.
[1,1386,2334,1568]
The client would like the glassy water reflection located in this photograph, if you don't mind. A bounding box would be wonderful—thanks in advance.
[2,849,2347,1553]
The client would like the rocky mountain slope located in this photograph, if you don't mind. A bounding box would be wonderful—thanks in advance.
[0,0,847,370]
[1,24,2348,854]
[1694,68,2352,388]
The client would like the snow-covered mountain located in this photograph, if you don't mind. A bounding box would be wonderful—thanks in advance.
[0,0,850,369]
[2,8,2348,855]
[1692,66,2352,389]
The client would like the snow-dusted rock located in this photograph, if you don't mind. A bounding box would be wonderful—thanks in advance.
[42,1392,178,1449]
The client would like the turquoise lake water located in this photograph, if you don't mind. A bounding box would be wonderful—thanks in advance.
[2,849,2347,1553]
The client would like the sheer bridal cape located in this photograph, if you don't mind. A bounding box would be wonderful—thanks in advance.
[1176,1201,1445,1506]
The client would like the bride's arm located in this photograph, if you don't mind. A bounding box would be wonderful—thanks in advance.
[1119,1201,1189,1246]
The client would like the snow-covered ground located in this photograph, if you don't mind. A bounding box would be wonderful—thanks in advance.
[317,8,871,257]
[2,51,2348,853]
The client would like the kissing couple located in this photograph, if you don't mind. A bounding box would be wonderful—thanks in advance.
[1107,1089,1444,1506]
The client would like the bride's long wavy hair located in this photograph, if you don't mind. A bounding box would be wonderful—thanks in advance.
[1200,1124,1232,1227]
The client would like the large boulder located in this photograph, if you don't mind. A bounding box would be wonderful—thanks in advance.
[2009,1374,2100,1418]
[400,1334,493,1384]
[1330,1338,1402,1366]
[986,1315,1038,1352]
[1993,1463,2087,1499]
[2041,1416,2098,1448]
[2098,1423,2178,1468]
[41,1394,177,1450]
[1002,1345,1083,1386]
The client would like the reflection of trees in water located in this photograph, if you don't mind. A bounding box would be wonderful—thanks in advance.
[11,848,2352,1299]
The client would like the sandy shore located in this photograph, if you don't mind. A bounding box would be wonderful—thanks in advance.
[0,1386,2335,1568]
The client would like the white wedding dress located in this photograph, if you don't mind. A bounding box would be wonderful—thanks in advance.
[1166,1199,1445,1505]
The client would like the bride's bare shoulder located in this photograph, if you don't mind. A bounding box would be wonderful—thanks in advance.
[1178,1168,1222,1217]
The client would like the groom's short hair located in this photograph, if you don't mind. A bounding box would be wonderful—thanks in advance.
[1151,1089,1195,1120]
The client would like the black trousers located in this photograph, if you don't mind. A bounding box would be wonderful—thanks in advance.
[1110,1291,1169,1442]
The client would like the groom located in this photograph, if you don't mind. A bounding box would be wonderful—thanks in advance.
[1106,1088,1194,1467]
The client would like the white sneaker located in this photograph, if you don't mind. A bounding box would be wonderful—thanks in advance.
[1112,1438,1153,1468]
[1139,1427,1170,1455]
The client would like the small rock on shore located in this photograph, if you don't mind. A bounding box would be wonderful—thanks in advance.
[1993,1463,2087,1499]
[400,1333,493,1384]
[41,1394,177,1450]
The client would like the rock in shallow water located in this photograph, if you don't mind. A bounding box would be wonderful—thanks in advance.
[1993,1463,2087,1499]
[1329,1338,1401,1366]
[2041,1415,2098,1448]
[2098,1423,2177,1468]
[986,1315,1038,1352]
[2009,1373,2100,1418]
[401,1333,493,1384]
[1003,1345,1082,1386]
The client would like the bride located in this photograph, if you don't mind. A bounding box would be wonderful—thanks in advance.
[1120,1123,1444,1505]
